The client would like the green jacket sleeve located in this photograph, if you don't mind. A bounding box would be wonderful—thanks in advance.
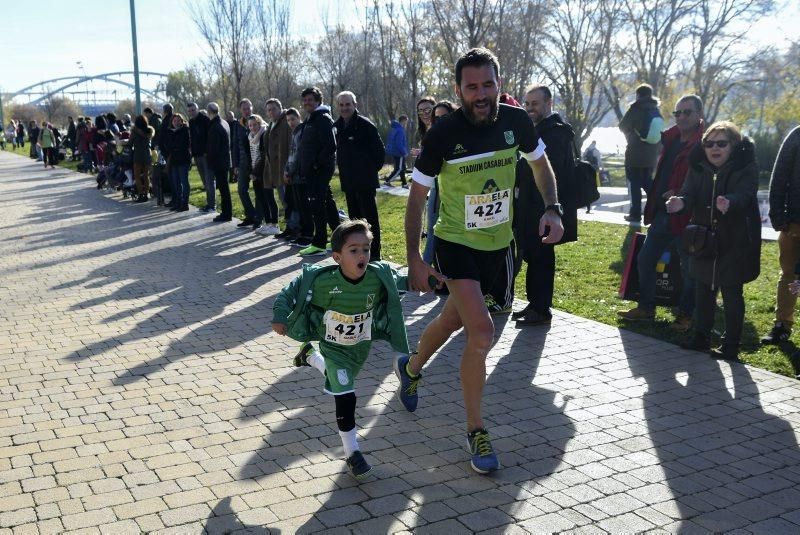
[273,274,303,324]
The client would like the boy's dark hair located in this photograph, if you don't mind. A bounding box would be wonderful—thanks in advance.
[455,47,500,86]
[331,219,373,253]
[301,87,323,103]
[285,107,300,118]
[398,114,408,122]
[143,107,153,114]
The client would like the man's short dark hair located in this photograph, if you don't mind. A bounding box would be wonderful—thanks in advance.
[187,102,198,109]
[635,84,653,99]
[301,87,323,103]
[678,94,704,114]
[265,98,282,109]
[238,98,252,108]
[455,47,500,86]
[525,84,552,101]
[398,114,408,122]
[143,107,153,114]
[163,103,173,113]
[285,107,300,118]
[331,219,373,253]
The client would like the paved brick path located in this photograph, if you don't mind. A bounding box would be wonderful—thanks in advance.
[1,151,799,534]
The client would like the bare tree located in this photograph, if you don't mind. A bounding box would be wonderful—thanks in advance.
[623,0,698,94]
[534,0,619,143]
[191,0,258,109]
[254,0,293,105]
[430,0,502,67]
[687,0,775,122]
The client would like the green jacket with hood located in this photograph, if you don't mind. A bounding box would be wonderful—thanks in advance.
[273,262,410,354]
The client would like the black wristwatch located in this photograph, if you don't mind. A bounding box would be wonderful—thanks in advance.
[544,203,563,217]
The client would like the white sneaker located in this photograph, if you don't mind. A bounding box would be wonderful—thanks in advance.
[255,225,272,236]
[265,224,281,236]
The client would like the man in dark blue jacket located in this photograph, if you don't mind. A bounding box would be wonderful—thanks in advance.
[297,87,339,256]
[333,91,386,261]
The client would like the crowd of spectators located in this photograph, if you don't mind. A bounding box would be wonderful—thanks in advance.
[6,75,799,367]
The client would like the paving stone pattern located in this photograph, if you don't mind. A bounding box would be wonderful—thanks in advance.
[1,151,800,534]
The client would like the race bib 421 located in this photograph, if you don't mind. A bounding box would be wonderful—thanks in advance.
[323,310,372,346]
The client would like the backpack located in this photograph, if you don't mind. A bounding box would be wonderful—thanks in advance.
[572,142,600,208]
[640,106,664,145]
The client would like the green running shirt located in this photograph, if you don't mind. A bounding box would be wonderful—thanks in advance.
[413,104,545,251]
[309,268,385,394]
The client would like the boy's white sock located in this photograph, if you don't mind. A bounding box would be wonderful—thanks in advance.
[308,350,326,375]
[339,428,359,457]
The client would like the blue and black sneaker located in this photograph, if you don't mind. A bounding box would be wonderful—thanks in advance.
[293,342,313,367]
[345,451,372,480]
[467,428,500,474]
[393,353,421,412]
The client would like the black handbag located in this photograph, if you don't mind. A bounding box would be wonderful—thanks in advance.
[682,224,716,258]
[682,173,718,258]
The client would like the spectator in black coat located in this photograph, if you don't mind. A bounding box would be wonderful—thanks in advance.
[188,103,213,212]
[297,87,339,256]
[166,113,191,212]
[231,98,259,227]
[206,102,233,222]
[159,103,174,159]
[333,91,385,260]
[512,84,578,326]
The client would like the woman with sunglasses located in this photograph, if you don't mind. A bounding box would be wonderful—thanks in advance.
[665,121,761,361]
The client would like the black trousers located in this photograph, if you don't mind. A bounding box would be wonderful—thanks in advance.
[694,282,744,346]
[344,188,381,261]
[253,182,279,225]
[214,167,232,218]
[520,240,556,314]
[309,181,340,248]
[291,183,314,238]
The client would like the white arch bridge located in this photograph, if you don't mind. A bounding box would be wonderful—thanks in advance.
[9,71,167,108]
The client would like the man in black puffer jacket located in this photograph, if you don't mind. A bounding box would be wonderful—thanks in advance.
[333,90,385,261]
[297,87,340,256]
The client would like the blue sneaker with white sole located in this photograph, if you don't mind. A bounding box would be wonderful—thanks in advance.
[467,428,500,474]
[393,353,420,412]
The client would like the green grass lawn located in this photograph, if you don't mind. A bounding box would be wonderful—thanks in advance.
[9,143,796,378]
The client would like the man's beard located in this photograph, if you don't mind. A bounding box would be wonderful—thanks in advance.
[461,96,499,127]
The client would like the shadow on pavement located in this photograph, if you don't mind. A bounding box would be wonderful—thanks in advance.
[620,329,800,532]
[201,303,573,532]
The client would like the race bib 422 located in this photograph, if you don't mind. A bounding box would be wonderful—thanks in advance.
[464,189,510,229]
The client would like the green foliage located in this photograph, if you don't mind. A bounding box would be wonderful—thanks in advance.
[160,68,208,108]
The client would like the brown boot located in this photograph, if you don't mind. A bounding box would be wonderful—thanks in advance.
[669,313,692,332]
[617,307,655,321]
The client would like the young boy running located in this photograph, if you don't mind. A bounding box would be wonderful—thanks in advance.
[271,219,410,479]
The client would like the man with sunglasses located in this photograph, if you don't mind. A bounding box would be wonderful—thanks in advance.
[618,95,704,330]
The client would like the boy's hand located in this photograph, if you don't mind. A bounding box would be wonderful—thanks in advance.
[272,322,287,335]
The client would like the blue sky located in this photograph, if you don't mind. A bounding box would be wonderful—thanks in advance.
[3,0,798,98]
[3,0,359,95]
